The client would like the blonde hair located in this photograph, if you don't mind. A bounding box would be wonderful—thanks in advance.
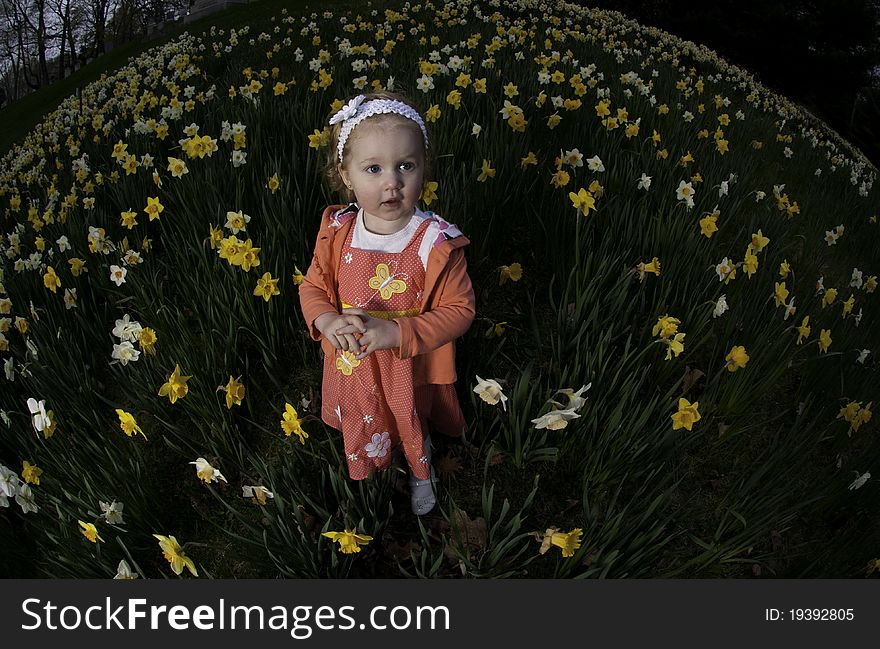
[323,91,435,203]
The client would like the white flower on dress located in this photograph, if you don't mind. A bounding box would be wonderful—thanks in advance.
[344,252,353,264]
[418,455,428,464]
[363,414,373,423]
[348,452,359,461]
[365,432,391,458]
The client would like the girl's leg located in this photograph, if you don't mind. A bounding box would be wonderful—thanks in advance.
[409,434,438,515]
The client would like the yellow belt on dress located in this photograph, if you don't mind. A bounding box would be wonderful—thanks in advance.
[340,302,420,320]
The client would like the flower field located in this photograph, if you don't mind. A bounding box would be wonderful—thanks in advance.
[1,0,878,578]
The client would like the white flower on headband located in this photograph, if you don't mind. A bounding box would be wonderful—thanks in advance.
[329,95,365,125]
[331,98,429,163]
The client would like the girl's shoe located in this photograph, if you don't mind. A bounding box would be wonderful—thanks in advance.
[409,466,439,515]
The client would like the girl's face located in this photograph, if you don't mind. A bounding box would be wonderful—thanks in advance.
[338,118,425,235]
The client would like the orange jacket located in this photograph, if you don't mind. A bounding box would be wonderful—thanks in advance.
[299,205,475,385]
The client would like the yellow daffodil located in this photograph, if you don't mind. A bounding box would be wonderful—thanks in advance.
[743,249,758,278]
[115,409,147,439]
[796,316,811,345]
[672,398,701,431]
[158,364,191,404]
[538,527,583,558]
[22,460,42,485]
[281,403,308,444]
[498,262,522,285]
[635,257,661,281]
[420,181,438,206]
[699,212,718,238]
[322,528,373,554]
[292,266,304,286]
[143,196,164,221]
[569,188,596,217]
[477,159,495,182]
[749,229,770,253]
[224,376,245,409]
[43,266,61,293]
[253,272,280,301]
[652,315,680,340]
[822,288,838,307]
[267,172,280,193]
[138,328,157,355]
[725,346,749,372]
[153,534,198,576]
[818,329,832,353]
[79,520,104,543]
[774,282,789,307]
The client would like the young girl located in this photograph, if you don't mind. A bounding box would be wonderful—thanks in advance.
[299,92,475,515]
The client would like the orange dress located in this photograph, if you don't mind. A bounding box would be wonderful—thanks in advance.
[321,215,465,481]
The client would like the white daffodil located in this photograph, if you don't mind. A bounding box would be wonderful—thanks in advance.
[190,457,227,484]
[556,384,592,411]
[848,471,870,491]
[99,500,125,525]
[26,398,49,433]
[112,314,142,342]
[531,407,580,430]
[586,155,605,172]
[713,295,729,318]
[111,341,140,365]
[114,559,138,580]
[473,375,508,410]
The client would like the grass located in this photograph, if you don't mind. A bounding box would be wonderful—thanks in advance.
[0,0,878,579]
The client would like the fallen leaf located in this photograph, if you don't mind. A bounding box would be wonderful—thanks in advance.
[443,510,487,559]
[435,453,462,479]
[682,366,705,393]
[384,537,423,562]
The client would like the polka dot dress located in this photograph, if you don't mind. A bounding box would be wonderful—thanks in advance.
[321,216,464,481]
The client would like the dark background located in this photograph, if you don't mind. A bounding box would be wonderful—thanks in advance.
[584,0,880,169]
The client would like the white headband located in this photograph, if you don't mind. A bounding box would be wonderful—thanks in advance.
[329,95,429,163]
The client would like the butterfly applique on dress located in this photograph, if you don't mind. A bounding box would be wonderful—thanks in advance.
[368,263,407,300]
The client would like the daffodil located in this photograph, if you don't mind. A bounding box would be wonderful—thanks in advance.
[796,316,811,345]
[253,272,280,301]
[671,398,701,431]
[818,329,832,353]
[322,528,373,554]
[774,282,789,308]
[22,460,42,485]
[223,376,245,409]
[190,457,227,484]
[652,315,680,340]
[725,346,749,372]
[420,181,438,206]
[78,520,104,543]
[158,364,190,404]
[538,527,583,558]
[699,212,718,238]
[143,196,164,221]
[267,172,280,193]
[115,409,147,439]
[498,263,522,285]
[242,485,274,505]
[477,159,495,182]
[153,534,198,576]
[473,376,508,410]
[43,266,61,293]
[281,403,308,443]
[635,257,660,281]
[569,188,596,217]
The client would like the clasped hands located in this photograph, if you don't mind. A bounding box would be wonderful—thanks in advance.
[315,308,400,360]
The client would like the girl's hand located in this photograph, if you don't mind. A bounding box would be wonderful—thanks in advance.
[314,311,366,353]
[339,308,400,359]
